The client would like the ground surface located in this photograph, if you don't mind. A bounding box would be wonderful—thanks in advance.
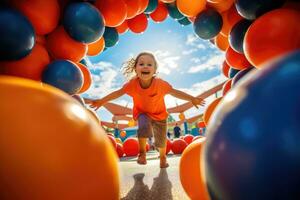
[119,151,189,200]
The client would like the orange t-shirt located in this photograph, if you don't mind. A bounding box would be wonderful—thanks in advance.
[122,77,172,121]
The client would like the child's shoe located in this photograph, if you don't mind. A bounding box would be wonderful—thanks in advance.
[160,156,169,168]
[137,152,147,165]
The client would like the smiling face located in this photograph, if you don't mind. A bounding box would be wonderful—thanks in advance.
[135,54,157,82]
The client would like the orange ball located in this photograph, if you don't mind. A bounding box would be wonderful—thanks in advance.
[0,44,50,81]
[116,143,124,158]
[120,130,127,138]
[124,0,141,19]
[76,63,92,93]
[222,60,230,78]
[183,134,194,145]
[86,108,101,124]
[127,13,148,34]
[179,138,210,200]
[46,26,87,62]
[137,0,149,14]
[166,139,172,154]
[244,9,300,67]
[220,6,243,37]
[207,0,234,13]
[215,33,229,51]
[177,0,206,17]
[0,76,119,199]
[116,20,129,34]
[150,2,168,23]
[222,79,232,96]
[203,97,222,126]
[87,37,105,56]
[107,134,117,149]
[171,139,188,154]
[123,138,139,156]
[95,0,127,27]
[197,121,206,128]
[226,46,251,70]
[11,0,60,35]
[161,0,176,3]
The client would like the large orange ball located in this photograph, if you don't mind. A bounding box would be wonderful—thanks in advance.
[222,60,230,78]
[244,9,300,67]
[46,26,87,62]
[177,0,206,17]
[95,0,127,27]
[0,76,119,199]
[116,21,129,34]
[203,97,222,126]
[11,0,60,35]
[179,138,209,200]
[0,44,50,81]
[137,0,149,14]
[183,134,194,145]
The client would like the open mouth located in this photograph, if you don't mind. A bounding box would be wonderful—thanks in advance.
[141,71,150,75]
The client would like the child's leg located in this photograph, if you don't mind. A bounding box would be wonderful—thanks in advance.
[152,120,169,168]
[136,114,153,165]
[137,138,147,164]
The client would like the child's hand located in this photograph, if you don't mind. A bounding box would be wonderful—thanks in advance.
[84,98,104,110]
[191,97,205,109]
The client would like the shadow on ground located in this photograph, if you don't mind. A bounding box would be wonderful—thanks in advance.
[121,169,173,200]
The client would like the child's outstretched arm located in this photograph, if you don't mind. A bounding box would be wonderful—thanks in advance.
[169,88,205,109]
[84,88,125,110]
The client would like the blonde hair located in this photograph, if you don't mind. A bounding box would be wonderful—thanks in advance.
[122,52,158,80]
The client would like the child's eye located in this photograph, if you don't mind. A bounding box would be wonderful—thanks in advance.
[147,64,152,67]
[139,63,144,66]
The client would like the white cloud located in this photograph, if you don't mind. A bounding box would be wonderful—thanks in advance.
[188,54,224,73]
[186,34,199,46]
[182,48,197,55]
[154,50,181,75]
[84,61,121,98]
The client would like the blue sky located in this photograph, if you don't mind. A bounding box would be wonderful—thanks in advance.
[83,16,226,123]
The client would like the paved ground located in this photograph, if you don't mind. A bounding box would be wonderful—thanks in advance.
[119,151,189,200]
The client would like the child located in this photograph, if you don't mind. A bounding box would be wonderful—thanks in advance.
[85,52,205,168]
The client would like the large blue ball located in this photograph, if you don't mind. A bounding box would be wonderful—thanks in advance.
[166,2,185,20]
[42,60,83,95]
[193,9,223,40]
[63,2,105,44]
[235,0,286,20]
[0,8,35,61]
[204,51,300,200]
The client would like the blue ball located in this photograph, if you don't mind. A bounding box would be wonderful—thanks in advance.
[231,66,255,87]
[204,51,300,200]
[42,60,83,95]
[0,8,35,61]
[178,17,192,26]
[229,19,252,54]
[235,0,286,20]
[193,9,223,40]
[103,27,119,48]
[63,2,105,44]
[144,0,158,14]
[228,67,240,79]
[166,2,185,20]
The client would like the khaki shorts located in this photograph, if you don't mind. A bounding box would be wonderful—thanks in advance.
[137,114,167,148]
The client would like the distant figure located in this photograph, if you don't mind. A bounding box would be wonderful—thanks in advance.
[173,123,181,138]
[167,131,171,139]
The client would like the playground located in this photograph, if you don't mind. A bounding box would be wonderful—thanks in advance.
[1,0,300,200]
